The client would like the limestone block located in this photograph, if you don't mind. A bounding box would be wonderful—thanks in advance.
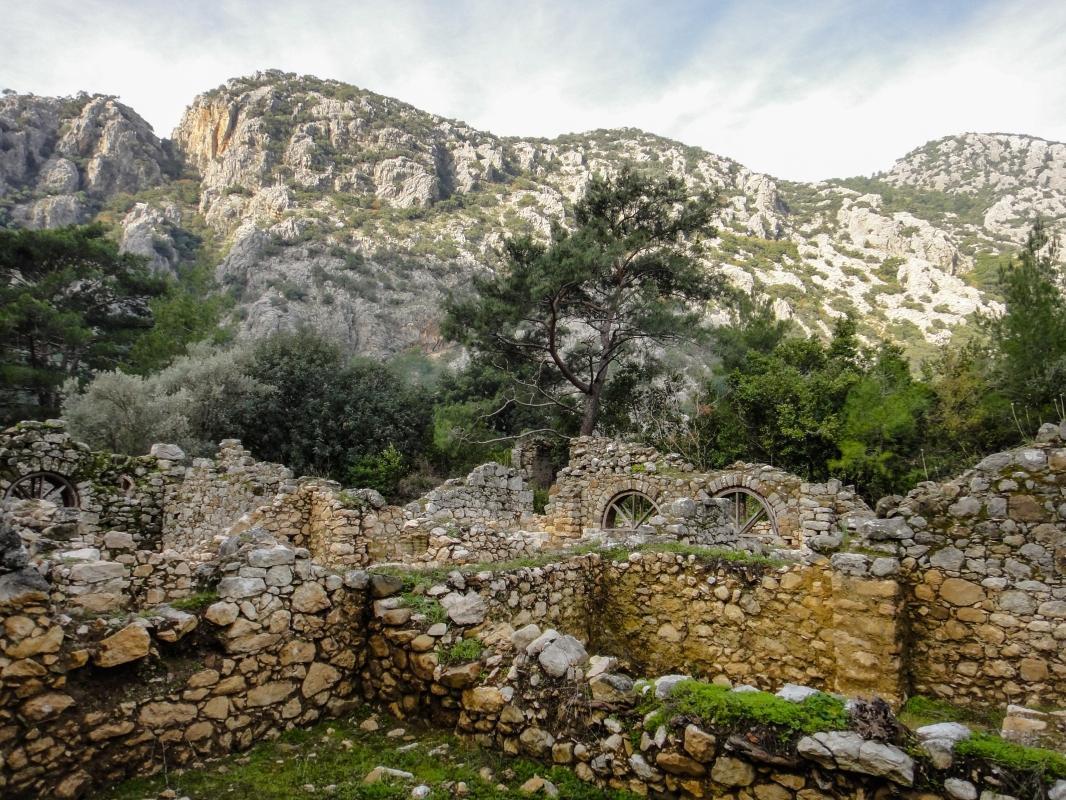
[94,623,151,667]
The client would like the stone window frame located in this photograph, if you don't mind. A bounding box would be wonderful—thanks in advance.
[2,470,81,508]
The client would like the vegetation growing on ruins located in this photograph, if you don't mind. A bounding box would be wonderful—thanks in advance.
[439,637,485,665]
[645,680,849,741]
[442,168,724,435]
[0,224,167,421]
[955,734,1066,781]
[95,710,638,800]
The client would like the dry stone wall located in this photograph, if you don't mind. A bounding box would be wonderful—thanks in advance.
[591,552,905,702]
[0,420,181,542]
[3,421,1066,798]
[854,422,1066,709]
[161,439,296,554]
[0,531,367,799]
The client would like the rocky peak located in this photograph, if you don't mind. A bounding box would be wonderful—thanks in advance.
[0,92,171,228]
[2,73,1063,361]
[885,132,1066,195]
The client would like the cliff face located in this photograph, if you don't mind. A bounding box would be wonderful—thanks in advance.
[0,93,172,230]
[3,71,1065,358]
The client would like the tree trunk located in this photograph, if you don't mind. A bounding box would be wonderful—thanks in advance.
[580,390,601,436]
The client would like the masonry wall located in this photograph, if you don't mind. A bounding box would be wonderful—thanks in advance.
[590,553,905,702]
[0,420,179,542]
[0,532,368,799]
[859,428,1066,709]
[545,436,871,549]
[161,439,296,553]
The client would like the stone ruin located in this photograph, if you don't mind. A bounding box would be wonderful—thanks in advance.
[1,418,1065,799]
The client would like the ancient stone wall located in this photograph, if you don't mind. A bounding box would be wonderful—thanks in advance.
[852,424,1066,709]
[0,420,180,542]
[225,463,538,569]
[416,462,534,525]
[161,439,296,554]
[545,437,871,550]
[590,552,905,702]
[0,531,367,799]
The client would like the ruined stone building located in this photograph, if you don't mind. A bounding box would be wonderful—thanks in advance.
[1,419,1064,799]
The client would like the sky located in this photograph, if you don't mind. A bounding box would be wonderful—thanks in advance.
[2,0,1065,182]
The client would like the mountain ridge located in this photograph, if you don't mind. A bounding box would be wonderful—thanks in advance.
[2,70,1064,360]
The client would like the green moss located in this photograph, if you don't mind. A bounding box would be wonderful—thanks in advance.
[95,710,637,799]
[899,695,1003,732]
[647,680,848,741]
[633,541,785,567]
[955,733,1066,780]
[439,637,485,666]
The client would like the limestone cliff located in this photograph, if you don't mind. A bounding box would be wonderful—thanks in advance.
[0,93,173,230]
[2,71,1064,358]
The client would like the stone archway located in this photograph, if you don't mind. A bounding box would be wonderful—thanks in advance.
[3,471,80,507]
[711,486,777,538]
[601,490,660,532]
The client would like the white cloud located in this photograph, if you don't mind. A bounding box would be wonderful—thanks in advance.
[1,0,1064,181]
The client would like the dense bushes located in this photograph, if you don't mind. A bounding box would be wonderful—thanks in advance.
[64,331,433,499]
[644,221,1065,501]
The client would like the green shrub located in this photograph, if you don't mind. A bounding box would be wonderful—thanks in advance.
[348,443,408,498]
[533,487,550,514]
[402,593,447,624]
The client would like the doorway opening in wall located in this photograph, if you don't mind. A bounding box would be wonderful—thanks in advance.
[601,490,659,532]
[3,471,80,507]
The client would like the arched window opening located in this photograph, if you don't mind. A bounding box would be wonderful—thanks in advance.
[4,471,80,508]
[712,487,777,537]
[601,490,659,532]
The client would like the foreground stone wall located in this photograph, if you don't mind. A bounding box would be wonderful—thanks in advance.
[0,531,367,799]
[852,424,1066,709]
[3,422,1066,798]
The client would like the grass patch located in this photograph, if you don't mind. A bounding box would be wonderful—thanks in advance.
[955,733,1066,781]
[633,541,785,567]
[402,593,447,625]
[93,710,637,799]
[439,638,485,666]
[647,680,848,741]
[898,695,1004,733]
[169,591,219,612]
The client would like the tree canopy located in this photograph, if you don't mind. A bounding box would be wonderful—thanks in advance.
[0,224,166,423]
[443,168,723,435]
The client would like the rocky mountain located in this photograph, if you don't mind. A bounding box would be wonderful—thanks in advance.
[2,71,1064,361]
